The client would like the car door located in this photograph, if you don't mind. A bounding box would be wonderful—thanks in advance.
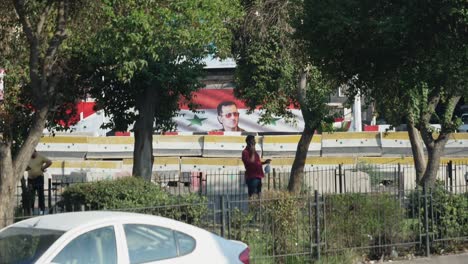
[45,225,119,264]
[121,223,203,264]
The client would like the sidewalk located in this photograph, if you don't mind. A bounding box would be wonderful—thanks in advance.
[388,253,468,264]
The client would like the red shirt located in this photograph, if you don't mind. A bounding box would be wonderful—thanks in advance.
[242,148,264,180]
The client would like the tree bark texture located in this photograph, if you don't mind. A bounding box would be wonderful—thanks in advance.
[407,121,426,183]
[133,88,156,180]
[0,106,48,228]
[0,142,15,228]
[288,68,317,194]
[288,126,314,193]
[417,95,459,188]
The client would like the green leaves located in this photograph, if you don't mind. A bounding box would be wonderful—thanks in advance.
[74,0,241,132]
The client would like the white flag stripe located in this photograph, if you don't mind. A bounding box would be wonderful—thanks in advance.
[174,109,305,132]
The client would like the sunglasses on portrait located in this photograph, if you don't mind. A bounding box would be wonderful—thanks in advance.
[222,112,240,118]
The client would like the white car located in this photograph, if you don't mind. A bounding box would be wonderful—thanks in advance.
[0,211,249,264]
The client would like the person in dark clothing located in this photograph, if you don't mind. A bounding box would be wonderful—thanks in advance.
[241,135,271,197]
[26,150,52,214]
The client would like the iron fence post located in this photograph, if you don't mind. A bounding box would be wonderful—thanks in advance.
[267,170,270,190]
[198,172,203,196]
[423,183,430,257]
[227,196,231,239]
[48,178,52,214]
[220,195,225,237]
[308,194,313,260]
[278,169,282,189]
[447,161,453,193]
[315,190,321,260]
[339,164,343,194]
[398,163,404,204]
[273,168,277,190]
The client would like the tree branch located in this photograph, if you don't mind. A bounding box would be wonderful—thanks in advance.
[12,0,35,43]
[37,0,55,36]
[419,94,440,149]
[297,66,311,121]
[42,0,68,93]
[13,0,41,89]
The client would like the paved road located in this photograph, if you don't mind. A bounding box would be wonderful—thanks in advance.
[388,253,468,264]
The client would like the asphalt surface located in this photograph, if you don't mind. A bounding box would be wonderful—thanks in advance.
[388,253,468,264]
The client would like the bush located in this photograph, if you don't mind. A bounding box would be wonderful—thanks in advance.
[324,192,407,259]
[407,182,468,253]
[256,191,308,264]
[59,177,207,224]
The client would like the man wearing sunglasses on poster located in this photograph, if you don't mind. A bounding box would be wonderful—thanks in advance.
[215,101,245,132]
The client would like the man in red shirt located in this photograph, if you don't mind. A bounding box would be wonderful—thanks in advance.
[242,135,271,197]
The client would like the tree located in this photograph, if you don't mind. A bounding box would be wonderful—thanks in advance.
[0,0,91,227]
[74,0,241,179]
[300,0,467,187]
[233,0,336,193]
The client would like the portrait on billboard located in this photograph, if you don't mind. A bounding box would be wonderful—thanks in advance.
[213,101,245,132]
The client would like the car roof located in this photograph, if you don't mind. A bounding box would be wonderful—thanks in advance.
[9,211,192,232]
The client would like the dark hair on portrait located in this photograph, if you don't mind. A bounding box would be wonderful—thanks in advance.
[217,101,237,116]
[245,135,255,144]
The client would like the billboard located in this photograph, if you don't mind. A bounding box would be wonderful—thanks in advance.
[70,88,305,135]
[175,88,304,133]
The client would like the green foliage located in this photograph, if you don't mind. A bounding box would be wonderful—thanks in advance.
[59,177,207,224]
[312,251,360,264]
[234,0,336,128]
[74,0,241,132]
[230,207,256,242]
[407,182,468,253]
[0,0,100,149]
[324,193,408,259]
[300,0,467,187]
[256,191,307,263]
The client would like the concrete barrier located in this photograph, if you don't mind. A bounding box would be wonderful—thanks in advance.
[37,136,88,159]
[444,133,468,157]
[202,135,258,157]
[86,137,134,159]
[262,135,321,157]
[49,160,124,182]
[153,135,203,156]
[321,132,382,156]
[381,132,413,156]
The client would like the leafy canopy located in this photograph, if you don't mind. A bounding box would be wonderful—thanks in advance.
[76,0,241,132]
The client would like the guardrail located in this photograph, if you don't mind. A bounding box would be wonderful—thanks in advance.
[36,132,468,160]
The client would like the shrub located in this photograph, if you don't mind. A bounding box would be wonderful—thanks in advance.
[407,182,468,253]
[255,191,308,264]
[59,177,207,224]
[324,192,407,259]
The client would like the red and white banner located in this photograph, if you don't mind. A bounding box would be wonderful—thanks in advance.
[175,88,304,132]
[68,88,306,134]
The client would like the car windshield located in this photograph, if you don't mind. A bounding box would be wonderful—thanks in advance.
[0,226,64,263]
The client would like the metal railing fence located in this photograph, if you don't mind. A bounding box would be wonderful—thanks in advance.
[9,161,468,263]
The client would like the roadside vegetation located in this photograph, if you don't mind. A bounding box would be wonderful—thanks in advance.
[44,179,468,263]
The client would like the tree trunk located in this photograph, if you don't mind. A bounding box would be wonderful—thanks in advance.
[418,131,450,188]
[288,68,316,194]
[133,88,156,180]
[420,142,446,188]
[407,122,426,183]
[0,107,48,228]
[417,95,459,188]
[288,126,314,194]
[0,142,15,228]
